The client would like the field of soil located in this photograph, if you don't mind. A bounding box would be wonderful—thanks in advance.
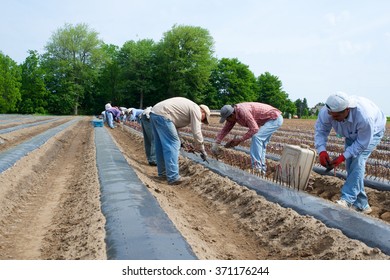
[0,115,390,260]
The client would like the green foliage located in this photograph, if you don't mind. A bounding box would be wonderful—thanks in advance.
[0,23,304,116]
[92,43,120,112]
[118,39,158,108]
[0,52,21,113]
[282,99,297,118]
[256,72,296,116]
[206,58,258,109]
[156,24,216,102]
[18,50,49,114]
[42,23,103,115]
[295,98,310,118]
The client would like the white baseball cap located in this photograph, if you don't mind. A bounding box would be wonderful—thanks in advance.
[326,91,357,112]
[199,104,211,124]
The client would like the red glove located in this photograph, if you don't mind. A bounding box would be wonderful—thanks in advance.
[330,154,345,168]
[319,151,330,167]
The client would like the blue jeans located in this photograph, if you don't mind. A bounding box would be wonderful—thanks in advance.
[341,130,384,209]
[250,115,283,172]
[140,114,156,165]
[105,111,114,128]
[150,113,181,183]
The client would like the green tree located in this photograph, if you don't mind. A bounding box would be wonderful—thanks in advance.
[156,24,216,102]
[256,72,295,116]
[284,99,297,118]
[18,50,48,114]
[92,43,120,113]
[0,52,21,113]
[42,23,103,115]
[205,58,258,108]
[295,98,309,118]
[118,39,157,108]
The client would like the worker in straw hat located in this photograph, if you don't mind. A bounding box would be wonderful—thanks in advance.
[314,91,386,214]
[150,97,211,185]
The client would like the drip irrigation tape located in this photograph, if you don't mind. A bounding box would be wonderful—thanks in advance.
[313,166,390,191]
[183,151,390,256]
[0,118,80,173]
[94,126,196,260]
[0,117,61,134]
[232,145,390,191]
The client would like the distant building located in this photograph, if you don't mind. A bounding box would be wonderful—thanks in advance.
[310,105,324,115]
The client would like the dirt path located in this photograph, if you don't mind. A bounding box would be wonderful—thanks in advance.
[0,116,389,260]
[0,117,71,152]
[0,118,106,259]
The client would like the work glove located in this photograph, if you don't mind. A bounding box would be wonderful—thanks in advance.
[330,154,345,168]
[211,143,221,155]
[319,151,331,167]
[224,138,240,148]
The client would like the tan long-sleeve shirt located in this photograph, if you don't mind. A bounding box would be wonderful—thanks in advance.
[152,97,205,146]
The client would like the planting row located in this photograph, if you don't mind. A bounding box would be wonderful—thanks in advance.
[125,120,390,183]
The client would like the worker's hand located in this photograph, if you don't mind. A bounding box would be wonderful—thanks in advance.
[330,154,345,168]
[211,143,221,155]
[224,139,240,148]
[319,151,331,167]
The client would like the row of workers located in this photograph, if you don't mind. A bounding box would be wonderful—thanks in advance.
[107,92,386,215]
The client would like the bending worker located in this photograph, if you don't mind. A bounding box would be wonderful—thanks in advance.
[314,91,386,214]
[150,97,210,185]
[105,106,122,129]
[212,102,283,174]
[139,106,157,166]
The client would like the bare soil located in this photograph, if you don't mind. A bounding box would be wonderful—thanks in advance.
[0,116,389,260]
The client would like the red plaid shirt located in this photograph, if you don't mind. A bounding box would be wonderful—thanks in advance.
[216,102,281,143]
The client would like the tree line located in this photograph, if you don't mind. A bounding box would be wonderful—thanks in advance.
[0,23,313,117]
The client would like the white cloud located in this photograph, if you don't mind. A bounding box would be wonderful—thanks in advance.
[338,40,372,55]
[325,11,351,26]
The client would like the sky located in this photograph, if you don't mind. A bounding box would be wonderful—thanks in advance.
[1,0,390,115]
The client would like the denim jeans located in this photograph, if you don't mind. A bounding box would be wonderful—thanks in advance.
[105,111,114,128]
[150,113,181,183]
[140,114,156,165]
[250,115,283,172]
[341,130,384,209]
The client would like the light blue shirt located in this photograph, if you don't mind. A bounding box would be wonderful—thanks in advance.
[315,96,386,159]
[131,109,144,122]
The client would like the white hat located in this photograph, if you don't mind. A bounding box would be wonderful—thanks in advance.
[326,91,357,112]
[199,104,211,124]
[219,105,234,123]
